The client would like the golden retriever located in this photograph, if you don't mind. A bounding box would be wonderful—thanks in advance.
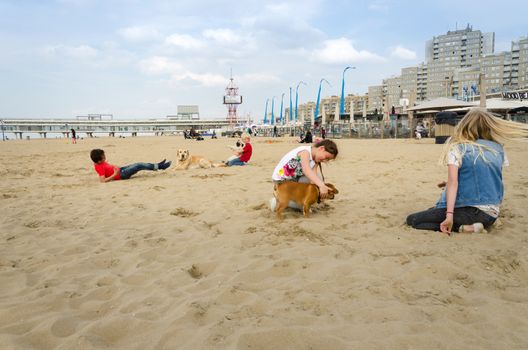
[174,149,224,170]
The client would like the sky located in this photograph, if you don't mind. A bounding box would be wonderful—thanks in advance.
[0,0,526,120]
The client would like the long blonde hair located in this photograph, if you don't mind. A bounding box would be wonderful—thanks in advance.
[440,108,528,164]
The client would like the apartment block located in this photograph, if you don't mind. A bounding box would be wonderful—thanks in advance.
[367,85,383,113]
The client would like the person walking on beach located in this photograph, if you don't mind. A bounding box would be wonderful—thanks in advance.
[269,139,338,211]
[226,133,252,166]
[406,108,528,235]
[321,127,326,139]
[90,149,171,183]
[70,128,77,144]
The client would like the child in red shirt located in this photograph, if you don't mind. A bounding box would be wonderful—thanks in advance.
[90,149,171,183]
[226,133,252,166]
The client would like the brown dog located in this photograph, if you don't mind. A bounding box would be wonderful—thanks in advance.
[175,149,224,170]
[273,182,338,219]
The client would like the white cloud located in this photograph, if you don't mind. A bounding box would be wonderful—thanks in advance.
[240,73,280,83]
[139,56,183,75]
[203,28,241,45]
[165,33,204,49]
[44,44,98,59]
[368,1,389,12]
[139,56,226,87]
[313,38,384,64]
[171,72,227,87]
[390,46,417,60]
[118,26,160,42]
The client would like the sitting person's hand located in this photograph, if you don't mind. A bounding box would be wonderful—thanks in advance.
[318,184,330,199]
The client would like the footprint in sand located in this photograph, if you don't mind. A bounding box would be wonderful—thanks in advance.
[170,208,199,217]
[187,264,203,279]
[250,203,267,211]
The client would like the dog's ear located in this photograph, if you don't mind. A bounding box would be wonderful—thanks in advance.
[326,183,339,194]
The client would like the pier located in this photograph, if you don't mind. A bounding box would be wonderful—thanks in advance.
[0,118,231,139]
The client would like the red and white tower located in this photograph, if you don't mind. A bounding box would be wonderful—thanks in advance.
[223,73,242,126]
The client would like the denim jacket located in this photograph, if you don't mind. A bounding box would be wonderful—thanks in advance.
[436,139,504,208]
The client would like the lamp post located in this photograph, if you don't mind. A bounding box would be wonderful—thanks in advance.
[340,66,356,119]
[289,87,293,124]
[279,93,285,125]
[263,98,269,124]
[295,81,307,123]
[314,78,331,126]
[271,96,276,124]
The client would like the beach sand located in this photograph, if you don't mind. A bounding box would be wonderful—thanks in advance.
[1,136,527,349]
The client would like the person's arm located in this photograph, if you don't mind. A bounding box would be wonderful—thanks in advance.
[299,150,330,198]
[99,166,120,183]
[440,165,459,234]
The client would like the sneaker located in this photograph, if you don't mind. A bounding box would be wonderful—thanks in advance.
[473,223,486,233]
[159,161,172,170]
[459,222,486,234]
[269,197,277,212]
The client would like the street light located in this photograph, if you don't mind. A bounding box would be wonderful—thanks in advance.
[279,93,285,125]
[289,87,293,124]
[271,96,276,124]
[340,66,356,118]
[314,78,331,125]
[263,98,269,124]
[295,81,307,122]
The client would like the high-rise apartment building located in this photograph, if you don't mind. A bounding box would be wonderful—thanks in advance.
[367,85,383,113]
[424,25,495,99]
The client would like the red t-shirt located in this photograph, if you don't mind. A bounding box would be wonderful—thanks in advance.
[239,142,252,163]
[94,162,121,180]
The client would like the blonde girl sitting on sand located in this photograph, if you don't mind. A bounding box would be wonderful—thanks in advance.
[406,108,528,235]
[269,139,338,211]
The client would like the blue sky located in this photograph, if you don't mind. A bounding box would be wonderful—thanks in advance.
[0,0,526,120]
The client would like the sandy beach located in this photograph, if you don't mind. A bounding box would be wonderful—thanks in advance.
[1,135,527,350]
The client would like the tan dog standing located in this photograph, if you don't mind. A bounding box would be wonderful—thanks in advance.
[273,182,338,219]
[174,149,224,170]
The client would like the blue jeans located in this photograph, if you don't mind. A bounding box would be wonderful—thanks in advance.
[227,158,247,166]
[120,162,157,180]
[406,206,496,232]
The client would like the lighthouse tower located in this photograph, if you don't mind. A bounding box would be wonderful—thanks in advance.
[223,73,242,126]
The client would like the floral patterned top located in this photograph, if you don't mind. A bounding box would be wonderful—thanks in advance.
[272,146,315,182]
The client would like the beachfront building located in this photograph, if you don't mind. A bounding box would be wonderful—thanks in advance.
[384,76,402,113]
[366,27,528,115]
[343,94,368,119]
[425,25,494,68]
[166,105,200,120]
[297,101,316,125]
[367,85,384,114]
[508,37,528,90]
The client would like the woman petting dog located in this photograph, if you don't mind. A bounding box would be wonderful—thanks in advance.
[270,139,338,213]
[406,108,528,235]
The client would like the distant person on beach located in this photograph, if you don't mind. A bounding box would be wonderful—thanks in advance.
[299,130,313,143]
[70,129,77,144]
[269,139,338,211]
[273,125,278,137]
[90,149,171,183]
[406,108,528,235]
[225,133,252,166]
[321,127,326,139]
